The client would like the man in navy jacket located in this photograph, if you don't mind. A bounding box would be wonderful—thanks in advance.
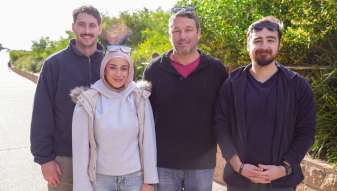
[144,8,227,191]
[215,16,316,191]
[30,5,104,190]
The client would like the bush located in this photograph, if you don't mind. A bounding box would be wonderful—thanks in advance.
[101,9,171,79]
[311,68,337,165]
[177,0,337,67]
[10,32,72,74]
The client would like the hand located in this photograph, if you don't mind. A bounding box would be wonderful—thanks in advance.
[258,164,286,182]
[41,160,62,187]
[140,184,154,191]
[240,163,271,184]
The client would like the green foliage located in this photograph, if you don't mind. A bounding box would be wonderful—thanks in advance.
[177,0,337,67]
[311,68,337,164]
[9,50,30,63]
[132,29,171,79]
[10,32,73,73]
[101,9,171,79]
[11,54,35,72]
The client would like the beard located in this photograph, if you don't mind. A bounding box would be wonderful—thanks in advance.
[253,49,277,66]
[173,39,198,55]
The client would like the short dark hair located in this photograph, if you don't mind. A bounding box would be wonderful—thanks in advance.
[169,8,201,32]
[247,16,283,41]
[73,5,101,25]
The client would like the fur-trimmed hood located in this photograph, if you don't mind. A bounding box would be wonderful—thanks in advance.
[70,80,152,104]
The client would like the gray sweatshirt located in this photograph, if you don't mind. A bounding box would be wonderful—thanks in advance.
[72,80,158,191]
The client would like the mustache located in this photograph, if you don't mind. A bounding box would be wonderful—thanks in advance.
[80,33,94,37]
[177,39,189,43]
[255,49,272,54]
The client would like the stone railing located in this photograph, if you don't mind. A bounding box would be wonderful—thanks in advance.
[298,157,337,191]
[10,67,39,83]
[214,149,337,191]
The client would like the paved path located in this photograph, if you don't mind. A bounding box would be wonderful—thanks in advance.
[0,51,226,191]
[0,52,46,191]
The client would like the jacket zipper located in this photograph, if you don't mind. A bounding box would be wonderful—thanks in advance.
[88,56,92,85]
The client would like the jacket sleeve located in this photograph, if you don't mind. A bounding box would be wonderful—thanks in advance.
[283,79,316,167]
[213,80,238,161]
[30,59,57,164]
[72,104,93,191]
[142,99,159,184]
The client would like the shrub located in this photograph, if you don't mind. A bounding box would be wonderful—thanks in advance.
[311,68,337,165]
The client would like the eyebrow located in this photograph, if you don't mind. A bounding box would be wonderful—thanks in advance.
[172,24,195,29]
[108,63,129,67]
[253,35,277,40]
[266,36,277,39]
[253,37,263,41]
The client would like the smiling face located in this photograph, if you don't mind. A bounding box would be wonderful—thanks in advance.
[104,58,130,89]
[72,13,102,52]
[247,28,280,67]
[169,16,200,55]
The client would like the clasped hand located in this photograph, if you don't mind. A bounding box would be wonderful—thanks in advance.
[240,163,286,184]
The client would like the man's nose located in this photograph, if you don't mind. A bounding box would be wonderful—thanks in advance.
[179,31,187,39]
[84,24,90,34]
[259,40,269,48]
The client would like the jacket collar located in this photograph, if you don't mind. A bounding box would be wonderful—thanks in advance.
[230,62,297,82]
[69,39,104,58]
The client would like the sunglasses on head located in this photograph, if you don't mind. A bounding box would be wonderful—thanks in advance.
[251,21,280,32]
[107,45,131,55]
[171,6,195,14]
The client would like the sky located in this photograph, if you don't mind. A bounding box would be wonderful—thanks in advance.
[0,0,177,50]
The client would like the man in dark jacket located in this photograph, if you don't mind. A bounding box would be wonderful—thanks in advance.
[30,5,104,191]
[214,16,316,191]
[143,8,227,191]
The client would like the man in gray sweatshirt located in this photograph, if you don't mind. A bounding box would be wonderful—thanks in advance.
[30,5,104,191]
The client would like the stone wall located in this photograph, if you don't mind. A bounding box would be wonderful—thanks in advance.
[10,67,38,83]
[214,149,337,191]
[298,157,337,191]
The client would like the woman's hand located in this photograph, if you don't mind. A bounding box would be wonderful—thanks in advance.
[140,183,154,191]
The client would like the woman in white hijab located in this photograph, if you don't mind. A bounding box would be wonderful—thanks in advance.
[71,47,158,191]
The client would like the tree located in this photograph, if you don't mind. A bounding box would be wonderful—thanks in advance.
[177,0,337,67]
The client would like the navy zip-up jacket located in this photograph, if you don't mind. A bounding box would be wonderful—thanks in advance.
[144,50,227,169]
[30,39,104,164]
[214,63,316,188]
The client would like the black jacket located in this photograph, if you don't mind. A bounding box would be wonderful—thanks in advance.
[144,50,227,169]
[30,39,104,164]
[214,63,316,188]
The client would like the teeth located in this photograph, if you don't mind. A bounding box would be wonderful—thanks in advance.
[81,35,92,38]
